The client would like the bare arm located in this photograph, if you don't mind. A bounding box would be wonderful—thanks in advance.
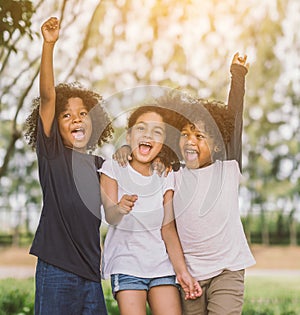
[100,173,138,225]
[161,190,202,299]
[39,17,60,136]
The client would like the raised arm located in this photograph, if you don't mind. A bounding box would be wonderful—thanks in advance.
[39,17,60,136]
[226,52,249,168]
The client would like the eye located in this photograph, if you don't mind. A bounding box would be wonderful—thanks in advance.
[154,129,163,136]
[196,133,205,139]
[62,113,71,119]
[137,125,145,131]
[180,132,188,137]
[80,110,88,117]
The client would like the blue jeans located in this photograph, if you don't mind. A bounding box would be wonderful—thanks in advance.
[35,259,107,315]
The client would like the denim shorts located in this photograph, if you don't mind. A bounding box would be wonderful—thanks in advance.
[35,258,107,315]
[111,273,178,295]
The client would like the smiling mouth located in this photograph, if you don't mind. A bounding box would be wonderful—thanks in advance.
[139,141,152,155]
[184,149,198,161]
[72,128,85,140]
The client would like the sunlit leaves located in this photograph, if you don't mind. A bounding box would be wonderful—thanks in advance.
[0,0,36,52]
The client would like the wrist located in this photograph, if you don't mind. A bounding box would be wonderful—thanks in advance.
[121,144,132,151]
[43,41,56,47]
[115,202,126,215]
[230,63,248,76]
[175,267,189,277]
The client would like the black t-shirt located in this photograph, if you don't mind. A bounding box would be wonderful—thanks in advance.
[30,118,104,282]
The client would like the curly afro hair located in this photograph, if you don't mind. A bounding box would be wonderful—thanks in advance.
[153,90,235,163]
[196,98,235,144]
[24,82,113,151]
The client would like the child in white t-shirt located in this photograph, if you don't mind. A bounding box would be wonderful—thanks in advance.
[100,105,201,315]
[168,53,255,315]
[113,53,255,315]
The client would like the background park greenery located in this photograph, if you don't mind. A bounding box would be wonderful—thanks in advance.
[0,1,300,314]
[0,1,300,245]
[1,276,300,315]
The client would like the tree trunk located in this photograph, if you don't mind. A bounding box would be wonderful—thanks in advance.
[289,209,297,246]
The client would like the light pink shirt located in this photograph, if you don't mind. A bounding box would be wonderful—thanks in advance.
[174,160,255,281]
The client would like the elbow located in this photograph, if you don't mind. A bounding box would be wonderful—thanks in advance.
[103,212,116,226]
[106,217,118,226]
[161,221,175,239]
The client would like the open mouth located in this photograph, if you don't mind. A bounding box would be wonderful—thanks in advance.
[184,149,198,161]
[139,141,152,155]
[72,127,85,140]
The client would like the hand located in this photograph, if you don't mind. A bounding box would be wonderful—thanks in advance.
[113,145,132,167]
[232,52,249,70]
[151,157,172,177]
[177,271,202,300]
[41,17,60,44]
[117,194,138,215]
[187,280,202,300]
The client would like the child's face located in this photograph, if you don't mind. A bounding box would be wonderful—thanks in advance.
[127,111,166,166]
[58,97,92,152]
[179,123,216,169]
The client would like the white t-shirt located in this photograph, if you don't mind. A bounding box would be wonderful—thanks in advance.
[100,159,175,279]
[174,160,256,281]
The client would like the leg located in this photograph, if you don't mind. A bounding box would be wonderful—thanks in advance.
[148,285,181,315]
[207,269,245,315]
[116,290,148,315]
[180,280,208,315]
[81,279,107,315]
[34,259,80,315]
[111,274,149,315]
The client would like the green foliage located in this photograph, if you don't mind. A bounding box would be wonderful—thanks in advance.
[0,233,34,247]
[243,275,300,315]
[1,276,300,315]
[0,278,34,315]
[0,278,151,315]
[242,212,300,245]
[0,0,300,246]
[0,0,36,51]
[102,281,119,315]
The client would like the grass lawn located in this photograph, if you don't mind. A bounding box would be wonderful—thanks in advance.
[0,278,34,315]
[0,274,300,314]
[243,274,300,314]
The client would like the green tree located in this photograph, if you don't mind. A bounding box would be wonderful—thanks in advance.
[0,0,35,51]
[0,0,299,245]
[241,0,300,244]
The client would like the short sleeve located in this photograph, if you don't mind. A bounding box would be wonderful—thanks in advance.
[163,171,175,194]
[99,159,118,180]
[36,116,63,158]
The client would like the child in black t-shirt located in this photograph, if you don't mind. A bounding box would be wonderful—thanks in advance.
[24,17,113,315]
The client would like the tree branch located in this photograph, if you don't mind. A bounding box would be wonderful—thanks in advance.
[64,0,103,79]
[0,66,40,178]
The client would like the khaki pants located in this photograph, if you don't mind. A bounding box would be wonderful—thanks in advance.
[180,269,245,315]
